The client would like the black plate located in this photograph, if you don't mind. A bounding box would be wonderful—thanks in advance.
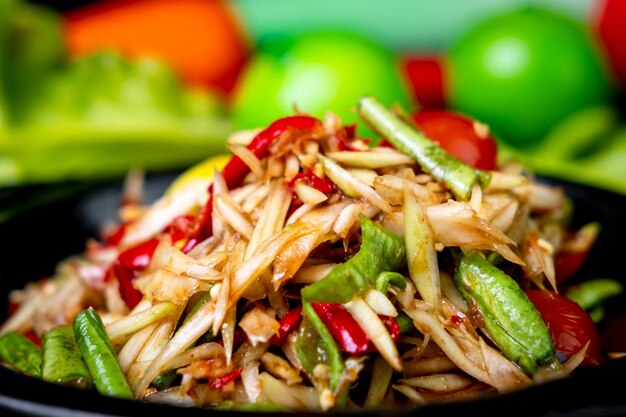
[0,173,625,417]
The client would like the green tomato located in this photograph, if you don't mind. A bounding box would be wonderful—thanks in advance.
[230,30,413,140]
[447,7,612,148]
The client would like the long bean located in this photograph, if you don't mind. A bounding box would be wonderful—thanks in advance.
[357,96,490,200]
[0,331,41,377]
[41,325,93,389]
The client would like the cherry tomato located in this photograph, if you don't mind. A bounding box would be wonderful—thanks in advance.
[411,110,498,170]
[596,0,626,86]
[231,30,413,139]
[525,289,603,367]
[554,249,590,284]
[447,7,611,148]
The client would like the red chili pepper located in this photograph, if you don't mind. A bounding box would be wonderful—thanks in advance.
[183,115,323,252]
[313,302,370,354]
[110,260,142,309]
[336,124,360,151]
[312,303,399,355]
[209,367,243,389]
[370,315,400,353]
[271,305,303,346]
[164,214,197,244]
[289,169,335,194]
[288,168,336,210]
[118,238,160,271]
[103,221,128,246]
[111,238,160,309]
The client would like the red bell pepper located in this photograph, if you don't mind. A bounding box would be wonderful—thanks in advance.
[183,115,323,252]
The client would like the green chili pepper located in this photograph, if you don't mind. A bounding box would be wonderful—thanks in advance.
[73,307,133,399]
[357,96,490,200]
[296,303,345,392]
[566,278,622,322]
[41,325,93,389]
[302,214,406,304]
[0,331,41,377]
[454,252,558,374]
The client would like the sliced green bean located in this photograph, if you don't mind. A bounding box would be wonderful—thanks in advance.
[73,308,133,399]
[0,331,41,377]
[41,325,93,389]
[357,96,490,200]
[454,252,558,374]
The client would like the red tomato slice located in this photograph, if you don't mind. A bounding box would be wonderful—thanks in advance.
[525,289,603,367]
[411,110,498,170]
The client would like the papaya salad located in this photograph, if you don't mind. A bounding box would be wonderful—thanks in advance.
[0,96,620,411]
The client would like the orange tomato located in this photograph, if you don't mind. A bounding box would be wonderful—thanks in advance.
[64,0,251,94]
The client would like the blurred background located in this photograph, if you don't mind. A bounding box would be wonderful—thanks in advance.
[1,0,625,219]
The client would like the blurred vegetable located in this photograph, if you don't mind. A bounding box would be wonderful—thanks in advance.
[500,106,626,196]
[565,278,622,322]
[232,0,594,54]
[401,55,446,110]
[0,50,232,186]
[596,0,626,86]
[0,1,233,188]
[231,30,413,139]
[3,1,63,117]
[64,0,251,94]
[447,6,612,148]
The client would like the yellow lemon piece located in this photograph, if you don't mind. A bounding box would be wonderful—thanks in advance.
[166,153,231,195]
